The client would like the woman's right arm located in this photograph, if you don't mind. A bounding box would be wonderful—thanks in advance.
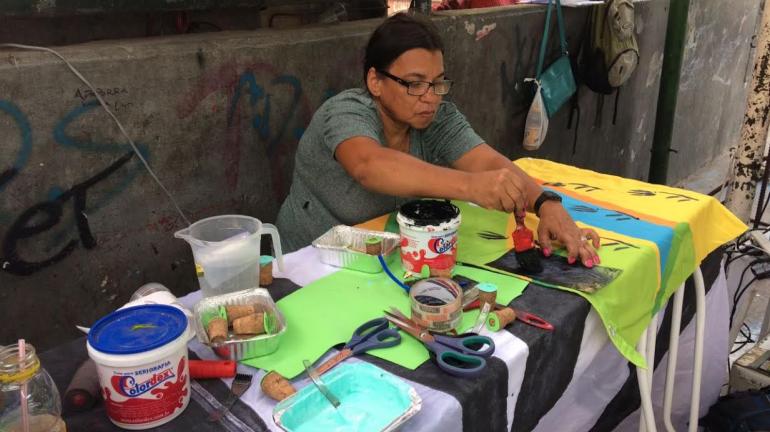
[335,136,528,213]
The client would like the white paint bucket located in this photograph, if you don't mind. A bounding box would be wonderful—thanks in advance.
[396,200,461,277]
[87,305,191,430]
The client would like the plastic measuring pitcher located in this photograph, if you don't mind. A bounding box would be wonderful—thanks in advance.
[175,215,284,297]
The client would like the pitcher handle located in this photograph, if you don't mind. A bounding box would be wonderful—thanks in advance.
[260,223,285,272]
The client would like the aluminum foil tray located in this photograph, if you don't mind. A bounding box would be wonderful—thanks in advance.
[312,225,401,273]
[273,362,421,432]
[194,288,286,361]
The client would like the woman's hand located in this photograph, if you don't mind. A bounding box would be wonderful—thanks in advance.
[536,201,601,267]
[467,169,529,217]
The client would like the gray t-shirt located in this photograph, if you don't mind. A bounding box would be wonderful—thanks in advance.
[276,88,484,252]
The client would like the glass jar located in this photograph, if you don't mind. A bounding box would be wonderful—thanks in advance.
[0,343,66,432]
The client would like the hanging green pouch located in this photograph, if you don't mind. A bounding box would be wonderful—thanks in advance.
[535,0,576,118]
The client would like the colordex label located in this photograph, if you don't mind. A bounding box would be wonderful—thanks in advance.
[101,357,189,425]
[111,361,175,397]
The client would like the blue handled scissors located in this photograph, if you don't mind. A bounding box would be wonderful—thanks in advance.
[383,307,495,378]
[314,317,401,376]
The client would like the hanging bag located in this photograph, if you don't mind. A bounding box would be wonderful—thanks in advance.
[535,0,576,118]
[523,78,549,150]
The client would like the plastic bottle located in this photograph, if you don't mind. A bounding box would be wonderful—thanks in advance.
[0,341,66,432]
[523,80,549,151]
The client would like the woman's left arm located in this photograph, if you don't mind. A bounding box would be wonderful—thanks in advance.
[452,144,601,267]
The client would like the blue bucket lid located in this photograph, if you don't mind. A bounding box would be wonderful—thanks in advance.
[88,305,187,355]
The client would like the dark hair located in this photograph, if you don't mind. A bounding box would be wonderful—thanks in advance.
[363,13,444,83]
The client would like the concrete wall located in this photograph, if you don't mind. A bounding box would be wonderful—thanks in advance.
[668,0,761,188]
[0,10,265,47]
[0,2,387,47]
[0,1,756,349]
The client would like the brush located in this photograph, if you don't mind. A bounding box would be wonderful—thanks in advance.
[64,359,100,413]
[512,213,543,274]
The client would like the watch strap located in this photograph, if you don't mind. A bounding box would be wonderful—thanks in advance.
[534,191,562,216]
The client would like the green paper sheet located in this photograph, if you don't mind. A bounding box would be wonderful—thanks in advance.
[243,260,527,379]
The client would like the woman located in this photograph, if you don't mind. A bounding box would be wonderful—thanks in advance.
[276,12,600,266]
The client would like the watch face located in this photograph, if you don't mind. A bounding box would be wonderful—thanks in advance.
[543,191,562,202]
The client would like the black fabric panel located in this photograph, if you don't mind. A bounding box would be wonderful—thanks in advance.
[188,351,270,431]
[364,353,511,432]
[487,251,622,293]
[265,277,302,301]
[41,338,269,431]
[508,283,591,432]
[589,247,725,432]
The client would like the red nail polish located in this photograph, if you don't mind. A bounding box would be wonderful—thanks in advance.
[568,257,575,264]
[585,259,594,268]
[543,248,551,257]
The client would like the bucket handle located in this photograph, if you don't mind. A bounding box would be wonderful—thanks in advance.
[259,223,285,272]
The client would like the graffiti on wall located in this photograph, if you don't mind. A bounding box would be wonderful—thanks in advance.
[3,54,361,275]
[1,98,146,276]
[0,101,32,193]
[177,62,315,202]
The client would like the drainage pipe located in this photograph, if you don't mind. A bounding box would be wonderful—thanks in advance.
[648,0,691,185]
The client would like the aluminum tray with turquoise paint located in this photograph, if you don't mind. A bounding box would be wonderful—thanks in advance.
[273,362,421,432]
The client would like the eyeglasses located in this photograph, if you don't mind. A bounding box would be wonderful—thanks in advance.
[377,70,453,96]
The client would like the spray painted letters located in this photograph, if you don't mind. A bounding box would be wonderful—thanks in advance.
[178,63,313,200]
[1,100,145,276]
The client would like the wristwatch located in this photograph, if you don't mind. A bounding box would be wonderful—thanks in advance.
[534,190,563,216]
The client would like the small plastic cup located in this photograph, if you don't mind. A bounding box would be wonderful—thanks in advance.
[260,255,274,286]
[477,283,498,309]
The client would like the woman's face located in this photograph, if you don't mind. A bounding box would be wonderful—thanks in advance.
[369,48,445,130]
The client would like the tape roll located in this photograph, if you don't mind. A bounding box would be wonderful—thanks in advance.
[409,277,463,333]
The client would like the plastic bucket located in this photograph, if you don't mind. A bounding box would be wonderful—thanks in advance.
[87,305,191,430]
[396,200,461,277]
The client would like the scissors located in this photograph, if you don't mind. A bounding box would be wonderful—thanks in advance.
[313,317,401,376]
[463,300,554,331]
[383,307,495,378]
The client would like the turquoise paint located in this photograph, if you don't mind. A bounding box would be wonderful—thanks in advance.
[477,282,497,293]
[275,363,418,432]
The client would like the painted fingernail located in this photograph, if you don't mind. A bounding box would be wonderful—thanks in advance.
[594,255,601,264]
[568,256,576,264]
[542,248,551,257]
[584,259,594,268]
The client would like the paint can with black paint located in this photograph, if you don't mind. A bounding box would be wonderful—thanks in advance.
[397,199,461,278]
